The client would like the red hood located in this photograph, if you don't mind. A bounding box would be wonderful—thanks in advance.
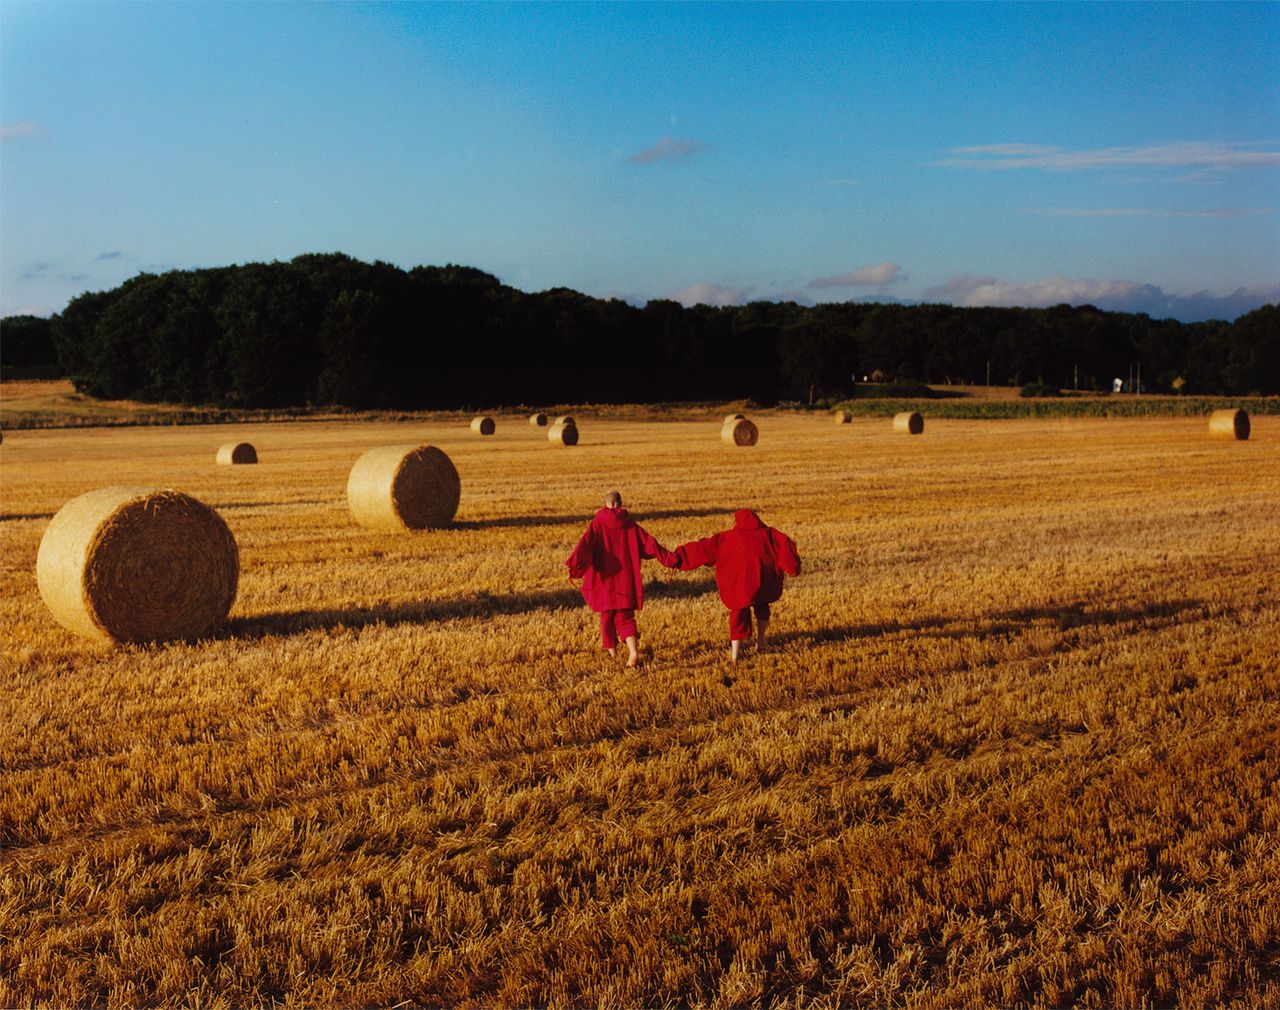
[595,507,632,528]
[733,509,764,530]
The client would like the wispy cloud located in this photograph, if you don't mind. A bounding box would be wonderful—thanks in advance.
[96,251,125,261]
[922,274,1280,322]
[1023,207,1273,219]
[942,141,1280,172]
[629,135,709,165]
[1,121,44,142]
[671,282,755,308]
[809,262,902,289]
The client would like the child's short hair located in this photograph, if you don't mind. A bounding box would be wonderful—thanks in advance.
[604,490,623,508]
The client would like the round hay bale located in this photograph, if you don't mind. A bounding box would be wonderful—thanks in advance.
[529,412,548,427]
[552,415,576,428]
[1208,408,1250,441]
[721,417,759,446]
[549,420,579,446]
[833,410,852,424]
[215,442,257,465]
[470,416,496,436]
[347,444,460,531]
[36,487,239,644]
[893,411,924,435]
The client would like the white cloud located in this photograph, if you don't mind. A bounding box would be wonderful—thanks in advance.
[0,121,44,142]
[809,262,902,289]
[628,135,708,164]
[922,275,1280,321]
[671,282,756,307]
[941,141,1280,172]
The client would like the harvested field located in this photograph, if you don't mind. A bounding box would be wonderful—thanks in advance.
[1,413,1278,1008]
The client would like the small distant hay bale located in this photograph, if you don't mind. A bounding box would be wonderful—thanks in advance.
[549,419,579,446]
[1208,409,1250,441]
[215,442,257,465]
[470,416,496,436]
[893,411,924,435]
[347,444,460,531]
[722,417,759,446]
[552,415,576,428]
[529,412,548,427]
[36,487,239,644]
[833,410,852,424]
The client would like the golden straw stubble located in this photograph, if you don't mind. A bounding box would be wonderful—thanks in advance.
[347,444,460,530]
[1208,408,1250,441]
[36,487,239,643]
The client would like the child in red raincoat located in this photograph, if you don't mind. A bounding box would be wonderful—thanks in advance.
[675,509,801,662]
[566,491,678,666]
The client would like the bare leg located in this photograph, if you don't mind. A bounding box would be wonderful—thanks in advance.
[606,647,617,658]
[625,636,640,667]
[730,639,742,663]
[756,616,769,652]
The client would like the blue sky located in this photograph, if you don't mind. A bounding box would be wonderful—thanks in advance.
[2,1,1277,322]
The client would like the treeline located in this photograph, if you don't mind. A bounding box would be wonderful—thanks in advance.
[9,253,1277,406]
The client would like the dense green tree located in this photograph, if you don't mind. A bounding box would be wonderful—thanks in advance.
[1,314,58,369]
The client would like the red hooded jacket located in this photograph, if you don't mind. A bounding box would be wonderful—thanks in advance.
[676,509,801,609]
[565,508,676,612]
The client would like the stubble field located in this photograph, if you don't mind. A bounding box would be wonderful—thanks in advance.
[1,412,1278,1008]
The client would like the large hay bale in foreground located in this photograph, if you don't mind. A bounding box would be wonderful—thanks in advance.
[1208,409,1250,441]
[529,412,548,427]
[215,442,257,465]
[36,487,239,644]
[347,444,460,531]
[893,411,924,435]
[722,417,759,446]
[549,419,579,446]
[833,410,852,424]
[470,416,496,436]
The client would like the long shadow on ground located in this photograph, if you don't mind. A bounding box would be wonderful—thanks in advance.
[226,573,720,640]
[769,597,1207,650]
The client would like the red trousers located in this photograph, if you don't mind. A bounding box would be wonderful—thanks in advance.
[599,608,638,649]
[729,602,770,641]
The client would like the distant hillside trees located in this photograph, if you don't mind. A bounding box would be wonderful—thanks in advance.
[21,253,1278,406]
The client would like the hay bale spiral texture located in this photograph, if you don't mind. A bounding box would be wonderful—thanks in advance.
[893,411,924,435]
[722,417,759,446]
[470,416,496,436]
[1208,409,1250,441]
[216,442,257,465]
[529,413,548,427]
[36,487,239,644]
[348,444,460,531]
[549,419,579,446]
